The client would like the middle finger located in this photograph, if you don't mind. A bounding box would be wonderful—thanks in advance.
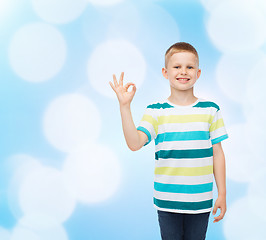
[119,72,124,86]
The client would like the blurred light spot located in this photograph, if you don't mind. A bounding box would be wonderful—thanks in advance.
[0,0,11,20]
[247,172,266,221]
[0,227,11,240]
[106,2,140,40]
[88,39,146,98]
[31,0,88,24]
[11,226,40,240]
[19,167,76,224]
[137,3,180,69]
[63,142,121,203]
[7,155,43,220]
[11,216,68,240]
[215,51,265,103]
[200,0,221,11]
[222,124,265,182]
[9,22,66,82]
[87,0,124,6]
[82,2,140,49]
[206,1,266,52]
[43,94,101,152]
[246,57,266,107]
[223,197,266,240]
[244,107,266,161]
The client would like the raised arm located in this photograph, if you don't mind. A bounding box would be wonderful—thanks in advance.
[109,72,148,151]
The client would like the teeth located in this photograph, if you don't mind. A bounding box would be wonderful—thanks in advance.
[177,78,189,81]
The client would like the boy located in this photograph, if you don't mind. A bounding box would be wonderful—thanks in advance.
[109,42,228,240]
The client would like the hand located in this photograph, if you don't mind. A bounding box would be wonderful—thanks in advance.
[212,195,226,223]
[109,72,137,107]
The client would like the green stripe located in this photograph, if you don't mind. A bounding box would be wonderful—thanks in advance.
[154,198,213,211]
[193,101,220,110]
[154,182,213,194]
[155,148,213,160]
[147,102,174,109]
[155,131,210,144]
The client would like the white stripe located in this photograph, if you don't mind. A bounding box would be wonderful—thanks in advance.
[154,190,213,202]
[155,205,212,214]
[154,156,213,168]
[154,174,213,185]
[158,106,217,116]
[159,121,210,133]
[210,126,227,139]
[143,107,157,116]
[156,140,211,150]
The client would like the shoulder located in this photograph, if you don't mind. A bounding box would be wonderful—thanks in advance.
[146,99,173,110]
[195,98,220,111]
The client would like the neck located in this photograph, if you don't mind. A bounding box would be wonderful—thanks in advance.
[168,88,197,105]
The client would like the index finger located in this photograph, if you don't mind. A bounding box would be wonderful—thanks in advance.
[113,74,118,87]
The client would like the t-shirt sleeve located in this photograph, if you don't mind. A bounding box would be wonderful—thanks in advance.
[136,105,158,146]
[209,108,229,145]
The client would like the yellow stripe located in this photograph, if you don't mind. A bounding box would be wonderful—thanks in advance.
[155,165,213,176]
[142,114,158,135]
[157,114,213,125]
[209,118,225,132]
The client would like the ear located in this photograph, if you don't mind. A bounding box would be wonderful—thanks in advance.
[197,69,201,79]
[162,67,168,79]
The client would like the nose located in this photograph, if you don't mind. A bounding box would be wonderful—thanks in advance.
[180,67,187,75]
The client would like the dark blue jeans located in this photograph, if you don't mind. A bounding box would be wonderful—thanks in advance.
[157,210,210,240]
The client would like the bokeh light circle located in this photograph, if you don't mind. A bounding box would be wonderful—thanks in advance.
[87,0,124,6]
[223,197,266,240]
[0,227,11,240]
[19,166,76,224]
[43,93,101,152]
[11,215,68,240]
[216,51,265,103]
[7,155,44,220]
[88,39,146,98]
[206,1,266,52]
[222,124,265,182]
[246,57,266,107]
[9,22,67,82]
[63,142,121,203]
[32,0,88,24]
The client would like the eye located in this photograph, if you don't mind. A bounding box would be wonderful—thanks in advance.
[174,66,180,69]
[188,66,193,69]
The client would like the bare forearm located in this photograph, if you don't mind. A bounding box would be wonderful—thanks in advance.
[119,105,141,151]
[213,152,226,197]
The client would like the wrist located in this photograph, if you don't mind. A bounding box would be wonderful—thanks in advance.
[218,192,226,198]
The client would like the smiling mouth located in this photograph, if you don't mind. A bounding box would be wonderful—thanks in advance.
[176,78,190,81]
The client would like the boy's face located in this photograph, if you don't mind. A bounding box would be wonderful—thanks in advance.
[162,51,201,92]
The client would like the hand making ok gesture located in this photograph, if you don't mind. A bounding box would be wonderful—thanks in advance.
[109,72,137,107]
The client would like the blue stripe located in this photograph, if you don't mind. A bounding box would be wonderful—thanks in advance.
[155,131,210,144]
[137,126,151,146]
[212,134,229,145]
[154,182,213,194]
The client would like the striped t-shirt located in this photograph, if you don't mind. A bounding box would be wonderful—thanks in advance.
[137,97,228,214]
